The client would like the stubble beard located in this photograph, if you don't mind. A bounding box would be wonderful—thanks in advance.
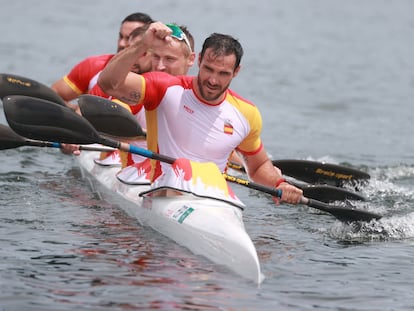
[197,76,229,103]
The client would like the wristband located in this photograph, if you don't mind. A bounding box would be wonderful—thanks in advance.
[275,178,287,188]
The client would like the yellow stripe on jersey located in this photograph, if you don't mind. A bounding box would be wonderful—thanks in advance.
[225,91,263,154]
[63,75,83,95]
[136,75,147,106]
[145,106,159,182]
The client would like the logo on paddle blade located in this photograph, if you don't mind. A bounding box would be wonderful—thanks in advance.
[6,77,31,88]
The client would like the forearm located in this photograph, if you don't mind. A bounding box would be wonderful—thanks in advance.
[248,159,283,188]
[241,148,281,186]
[98,41,147,98]
[98,22,173,105]
[244,151,303,204]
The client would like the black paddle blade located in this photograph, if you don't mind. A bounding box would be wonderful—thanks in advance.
[0,73,66,106]
[273,159,370,187]
[0,124,28,150]
[306,198,382,223]
[78,94,146,138]
[3,95,100,144]
[302,185,366,203]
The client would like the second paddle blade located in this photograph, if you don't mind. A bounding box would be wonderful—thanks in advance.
[0,124,29,150]
[3,95,100,144]
[302,184,366,202]
[78,94,146,139]
[305,198,382,223]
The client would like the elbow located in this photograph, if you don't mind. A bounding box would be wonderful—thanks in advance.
[97,73,115,95]
[97,74,119,95]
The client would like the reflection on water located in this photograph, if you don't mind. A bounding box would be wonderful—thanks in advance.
[1,164,249,310]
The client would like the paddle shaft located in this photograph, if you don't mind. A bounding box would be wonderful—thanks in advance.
[29,141,116,152]
[94,135,177,165]
[227,161,366,202]
[0,124,117,152]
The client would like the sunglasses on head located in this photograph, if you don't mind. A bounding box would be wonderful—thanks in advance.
[166,23,192,53]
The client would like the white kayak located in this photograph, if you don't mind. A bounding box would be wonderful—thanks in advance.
[77,151,264,283]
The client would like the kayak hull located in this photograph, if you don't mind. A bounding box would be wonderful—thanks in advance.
[77,151,263,283]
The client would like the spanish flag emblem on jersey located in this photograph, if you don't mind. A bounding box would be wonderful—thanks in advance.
[224,121,234,135]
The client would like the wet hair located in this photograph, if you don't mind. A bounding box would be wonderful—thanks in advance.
[122,12,154,24]
[200,33,243,69]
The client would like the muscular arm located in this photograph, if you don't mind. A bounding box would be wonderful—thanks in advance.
[98,47,145,105]
[243,149,282,186]
[244,149,303,204]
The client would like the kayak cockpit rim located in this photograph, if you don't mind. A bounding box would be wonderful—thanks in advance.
[139,186,245,211]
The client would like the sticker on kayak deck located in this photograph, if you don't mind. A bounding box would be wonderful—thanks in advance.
[172,205,194,224]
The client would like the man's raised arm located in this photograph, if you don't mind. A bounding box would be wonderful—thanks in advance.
[98,22,173,105]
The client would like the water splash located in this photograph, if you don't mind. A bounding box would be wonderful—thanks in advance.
[327,164,414,241]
